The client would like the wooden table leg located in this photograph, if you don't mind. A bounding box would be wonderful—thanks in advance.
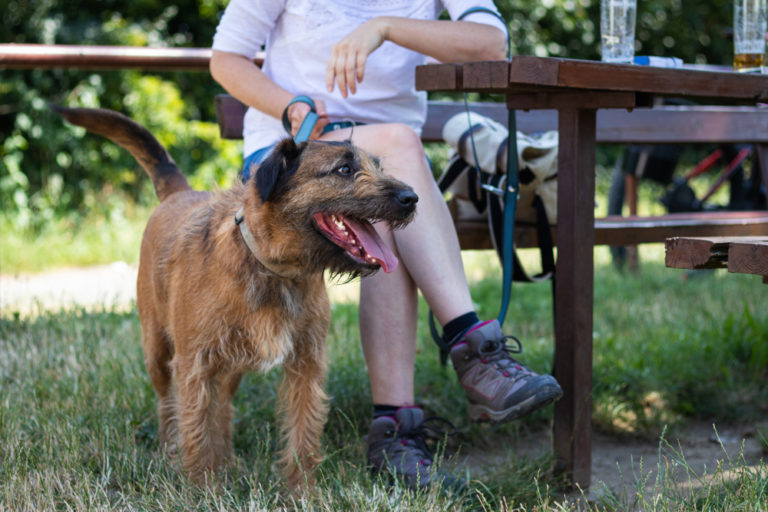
[553,107,596,488]
[624,173,640,272]
[755,143,768,194]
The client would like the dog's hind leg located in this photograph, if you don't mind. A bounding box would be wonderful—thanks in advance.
[174,351,230,484]
[140,318,178,454]
[276,332,329,490]
[216,371,243,463]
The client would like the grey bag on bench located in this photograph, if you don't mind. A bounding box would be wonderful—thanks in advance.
[438,111,558,281]
[441,111,558,226]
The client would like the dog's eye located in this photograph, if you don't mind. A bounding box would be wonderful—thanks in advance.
[337,164,353,176]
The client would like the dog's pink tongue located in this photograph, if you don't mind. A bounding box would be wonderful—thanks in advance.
[345,219,399,273]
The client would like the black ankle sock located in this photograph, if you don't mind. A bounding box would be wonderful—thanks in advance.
[372,404,400,418]
[442,311,480,346]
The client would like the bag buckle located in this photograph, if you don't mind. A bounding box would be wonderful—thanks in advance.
[480,175,515,197]
[481,183,505,197]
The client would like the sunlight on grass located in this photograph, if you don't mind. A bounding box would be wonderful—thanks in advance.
[0,207,152,274]
[2,205,767,510]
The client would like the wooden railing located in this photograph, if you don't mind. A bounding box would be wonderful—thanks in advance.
[0,43,263,71]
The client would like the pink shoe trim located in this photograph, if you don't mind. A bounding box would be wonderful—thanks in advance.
[450,341,467,352]
[466,320,494,336]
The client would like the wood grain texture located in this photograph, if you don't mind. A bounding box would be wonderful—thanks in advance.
[415,57,768,102]
[665,236,768,279]
[454,212,768,250]
[552,107,596,488]
[665,237,729,269]
[728,239,768,277]
[414,63,461,91]
[216,95,768,145]
[556,59,768,100]
[505,91,638,110]
[0,43,264,71]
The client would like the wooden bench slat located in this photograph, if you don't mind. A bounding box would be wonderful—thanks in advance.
[664,236,733,269]
[665,235,768,281]
[459,212,768,250]
[728,239,768,277]
[592,212,768,246]
[215,94,768,144]
[213,93,767,252]
[214,94,248,139]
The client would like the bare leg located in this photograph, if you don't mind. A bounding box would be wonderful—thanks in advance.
[358,226,418,405]
[323,124,475,405]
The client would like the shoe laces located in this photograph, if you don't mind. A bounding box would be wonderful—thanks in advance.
[390,416,457,466]
[477,335,534,378]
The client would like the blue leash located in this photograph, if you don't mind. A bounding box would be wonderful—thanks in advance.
[429,6,518,362]
[498,108,519,325]
[282,94,319,143]
[458,7,516,326]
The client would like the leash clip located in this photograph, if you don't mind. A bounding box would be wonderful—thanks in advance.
[480,175,516,197]
[481,183,506,197]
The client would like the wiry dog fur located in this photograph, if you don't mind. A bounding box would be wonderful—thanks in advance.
[55,106,417,489]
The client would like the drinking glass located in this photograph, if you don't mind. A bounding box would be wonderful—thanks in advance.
[601,0,637,63]
[734,0,767,72]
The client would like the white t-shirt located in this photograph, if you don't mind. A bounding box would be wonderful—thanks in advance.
[212,0,506,157]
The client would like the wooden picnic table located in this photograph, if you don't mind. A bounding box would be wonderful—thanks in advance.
[415,56,768,488]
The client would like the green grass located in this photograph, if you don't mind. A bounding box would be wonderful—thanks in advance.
[0,206,151,274]
[2,243,767,510]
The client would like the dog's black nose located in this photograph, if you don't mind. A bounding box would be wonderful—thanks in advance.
[395,189,418,208]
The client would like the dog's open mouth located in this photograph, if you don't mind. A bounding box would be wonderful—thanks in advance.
[312,212,399,273]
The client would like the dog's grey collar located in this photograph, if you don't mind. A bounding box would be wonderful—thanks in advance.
[234,207,292,278]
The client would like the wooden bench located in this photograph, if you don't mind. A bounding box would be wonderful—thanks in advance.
[665,235,768,283]
[214,94,768,249]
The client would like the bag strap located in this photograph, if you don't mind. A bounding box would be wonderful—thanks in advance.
[438,129,488,214]
[487,187,555,282]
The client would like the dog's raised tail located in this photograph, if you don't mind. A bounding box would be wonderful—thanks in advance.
[53,106,190,201]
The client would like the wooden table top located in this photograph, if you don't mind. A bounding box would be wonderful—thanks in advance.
[416,56,768,102]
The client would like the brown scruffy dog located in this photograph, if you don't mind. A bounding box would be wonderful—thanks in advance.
[55,106,418,489]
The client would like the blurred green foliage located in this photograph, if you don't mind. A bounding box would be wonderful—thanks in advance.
[496,0,733,64]
[1,0,736,232]
[1,0,239,232]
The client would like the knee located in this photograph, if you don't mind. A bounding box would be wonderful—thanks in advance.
[368,124,432,178]
[379,123,423,153]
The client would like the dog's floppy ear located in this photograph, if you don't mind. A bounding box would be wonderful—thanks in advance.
[255,138,301,202]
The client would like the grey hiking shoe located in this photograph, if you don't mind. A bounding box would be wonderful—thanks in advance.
[366,407,464,491]
[450,320,563,423]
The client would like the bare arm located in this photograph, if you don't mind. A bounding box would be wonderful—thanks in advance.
[210,50,329,138]
[326,17,507,97]
[382,17,506,63]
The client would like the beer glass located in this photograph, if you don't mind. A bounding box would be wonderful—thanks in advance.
[734,0,767,72]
